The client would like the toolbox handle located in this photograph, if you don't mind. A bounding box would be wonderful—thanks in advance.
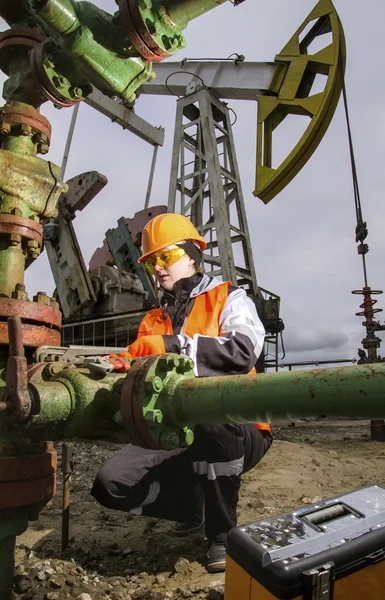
[300,502,364,532]
[366,549,385,564]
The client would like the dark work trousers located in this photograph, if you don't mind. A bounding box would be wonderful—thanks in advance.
[91,424,272,543]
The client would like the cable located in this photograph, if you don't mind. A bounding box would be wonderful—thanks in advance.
[165,71,206,99]
[339,55,368,287]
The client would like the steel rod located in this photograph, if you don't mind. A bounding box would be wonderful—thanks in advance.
[171,363,385,424]
[61,442,74,551]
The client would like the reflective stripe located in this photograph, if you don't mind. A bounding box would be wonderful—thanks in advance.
[192,457,244,480]
[129,480,160,515]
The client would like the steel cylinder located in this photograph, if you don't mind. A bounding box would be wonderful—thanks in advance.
[169,363,385,425]
[164,0,228,29]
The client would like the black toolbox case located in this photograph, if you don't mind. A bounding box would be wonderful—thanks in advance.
[226,485,385,599]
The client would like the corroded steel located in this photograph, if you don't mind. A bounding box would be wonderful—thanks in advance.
[3,316,31,422]
[0,214,43,244]
[0,298,62,327]
[0,102,51,141]
[0,322,61,347]
[0,443,57,509]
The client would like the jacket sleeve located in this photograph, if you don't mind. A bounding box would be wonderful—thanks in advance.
[173,288,265,377]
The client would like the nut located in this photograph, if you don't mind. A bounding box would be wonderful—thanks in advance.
[9,233,21,246]
[33,291,50,305]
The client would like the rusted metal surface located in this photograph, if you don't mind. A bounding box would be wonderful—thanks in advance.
[121,355,160,449]
[30,42,80,108]
[3,316,32,421]
[0,322,61,347]
[0,101,51,140]
[0,444,57,509]
[119,0,169,62]
[61,442,74,551]
[0,27,45,73]
[0,214,43,244]
[0,298,62,328]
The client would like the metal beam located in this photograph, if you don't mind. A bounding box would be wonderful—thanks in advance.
[84,90,165,147]
[139,60,278,100]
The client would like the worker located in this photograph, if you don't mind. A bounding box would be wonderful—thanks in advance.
[91,213,272,573]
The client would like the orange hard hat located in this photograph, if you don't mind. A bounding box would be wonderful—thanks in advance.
[138,213,207,263]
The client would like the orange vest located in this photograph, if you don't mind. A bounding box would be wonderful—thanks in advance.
[138,282,270,433]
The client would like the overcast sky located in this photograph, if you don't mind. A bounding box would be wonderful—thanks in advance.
[3,0,384,367]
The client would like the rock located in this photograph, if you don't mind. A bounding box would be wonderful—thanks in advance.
[173,557,191,575]
[45,593,60,600]
[208,581,225,600]
[155,574,165,585]
[77,594,93,600]
[65,575,76,587]
[121,547,133,556]
[176,586,192,598]
[37,571,48,581]
[14,574,32,594]
[49,578,63,589]
[45,567,55,576]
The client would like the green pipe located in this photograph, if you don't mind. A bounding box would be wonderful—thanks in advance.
[31,0,80,34]
[0,510,28,600]
[28,366,128,440]
[169,364,385,425]
[164,0,229,29]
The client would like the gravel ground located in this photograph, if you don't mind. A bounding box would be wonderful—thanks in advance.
[13,420,385,600]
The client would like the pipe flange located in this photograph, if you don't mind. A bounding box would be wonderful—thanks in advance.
[30,41,86,108]
[0,27,44,75]
[0,213,43,245]
[0,298,61,348]
[121,353,195,450]
[0,442,56,510]
[0,297,62,328]
[118,0,170,62]
[0,103,51,144]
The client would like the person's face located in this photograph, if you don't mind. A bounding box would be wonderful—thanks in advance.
[146,245,196,291]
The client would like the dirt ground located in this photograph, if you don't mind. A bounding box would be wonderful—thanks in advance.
[13,420,385,600]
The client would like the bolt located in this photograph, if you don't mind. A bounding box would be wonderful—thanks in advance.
[145,376,163,393]
[9,233,21,246]
[179,356,194,372]
[147,71,156,83]
[50,297,60,310]
[159,430,180,450]
[11,208,22,216]
[167,356,179,369]
[20,124,32,137]
[11,282,28,300]
[30,214,40,223]
[144,409,163,424]
[0,121,11,135]
[27,240,39,249]
[38,143,49,155]
[15,283,26,292]
[69,86,83,98]
[33,291,50,305]
[182,428,194,446]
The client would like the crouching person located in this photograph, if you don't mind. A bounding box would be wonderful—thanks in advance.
[91,213,272,573]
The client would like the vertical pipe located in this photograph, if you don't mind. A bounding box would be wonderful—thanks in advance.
[61,442,74,551]
[61,103,80,179]
[144,144,159,209]
[0,511,28,600]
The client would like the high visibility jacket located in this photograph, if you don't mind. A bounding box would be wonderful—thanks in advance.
[138,281,270,433]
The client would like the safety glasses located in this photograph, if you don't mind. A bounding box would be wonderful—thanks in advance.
[144,247,186,275]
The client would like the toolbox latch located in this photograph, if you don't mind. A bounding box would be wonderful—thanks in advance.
[303,562,335,600]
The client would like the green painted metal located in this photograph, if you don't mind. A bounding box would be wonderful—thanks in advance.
[30,0,233,105]
[28,365,128,441]
[170,363,385,424]
[32,0,154,104]
[121,355,385,449]
[164,0,228,29]
[0,510,28,600]
[254,0,346,203]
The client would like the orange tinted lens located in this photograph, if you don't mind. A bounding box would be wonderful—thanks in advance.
[144,248,185,275]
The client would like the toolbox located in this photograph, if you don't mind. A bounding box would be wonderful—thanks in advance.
[225,485,385,599]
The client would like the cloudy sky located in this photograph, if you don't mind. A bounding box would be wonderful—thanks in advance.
[3,0,384,367]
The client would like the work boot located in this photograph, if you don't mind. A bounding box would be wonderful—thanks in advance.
[171,517,204,537]
[206,542,226,573]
